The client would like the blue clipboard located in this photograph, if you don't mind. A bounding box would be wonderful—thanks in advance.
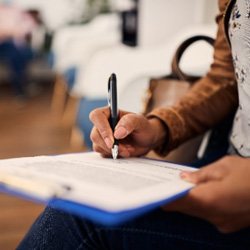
[0,183,190,226]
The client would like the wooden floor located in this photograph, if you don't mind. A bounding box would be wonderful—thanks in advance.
[0,83,85,249]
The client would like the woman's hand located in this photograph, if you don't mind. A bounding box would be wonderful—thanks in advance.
[164,156,250,233]
[89,107,167,158]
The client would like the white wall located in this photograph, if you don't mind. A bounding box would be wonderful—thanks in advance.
[138,0,218,47]
[11,0,88,31]
[203,0,218,23]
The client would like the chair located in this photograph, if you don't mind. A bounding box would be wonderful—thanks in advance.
[50,13,121,125]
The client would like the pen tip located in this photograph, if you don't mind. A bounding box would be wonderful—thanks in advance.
[112,145,119,160]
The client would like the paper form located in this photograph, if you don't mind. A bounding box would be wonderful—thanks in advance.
[0,152,196,211]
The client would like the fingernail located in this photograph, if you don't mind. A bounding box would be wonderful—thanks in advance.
[104,137,114,149]
[114,126,128,139]
[180,171,190,180]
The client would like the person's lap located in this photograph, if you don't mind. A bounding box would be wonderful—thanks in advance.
[17,131,244,250]
[17,206,250,250]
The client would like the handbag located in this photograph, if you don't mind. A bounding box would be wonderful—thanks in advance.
[144,35,215,164]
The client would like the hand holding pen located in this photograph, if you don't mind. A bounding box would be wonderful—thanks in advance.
[89,75,168,158]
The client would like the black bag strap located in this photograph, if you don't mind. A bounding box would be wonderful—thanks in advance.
[171,35,215,82]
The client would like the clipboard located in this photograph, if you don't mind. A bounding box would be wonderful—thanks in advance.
[0,152,194,226]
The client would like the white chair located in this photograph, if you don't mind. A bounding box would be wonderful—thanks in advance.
[50,13,121,121]
[52,13,121,73]
[72,24,217,112]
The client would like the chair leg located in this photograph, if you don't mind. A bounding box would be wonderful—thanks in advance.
[62,95,79,127]
[70,125,85,150]
[51,74,68,119]
[62,95,86,150]
[50,74,86,150]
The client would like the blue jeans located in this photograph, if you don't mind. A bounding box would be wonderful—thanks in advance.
[17,206,250,250]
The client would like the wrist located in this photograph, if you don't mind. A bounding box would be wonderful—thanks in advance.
[148,117,168,149]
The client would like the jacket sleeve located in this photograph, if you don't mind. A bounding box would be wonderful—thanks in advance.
[147,0,238,156]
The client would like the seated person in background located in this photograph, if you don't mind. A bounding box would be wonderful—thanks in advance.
[17,0,250,249]
[0,4,36,96]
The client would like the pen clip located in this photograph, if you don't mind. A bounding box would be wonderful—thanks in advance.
[107,76,111,108]
[107,73,117,118]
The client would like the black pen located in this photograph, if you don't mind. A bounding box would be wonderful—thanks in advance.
[108,73,119,160]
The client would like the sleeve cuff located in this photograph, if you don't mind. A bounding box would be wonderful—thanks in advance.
[146,107,186,156]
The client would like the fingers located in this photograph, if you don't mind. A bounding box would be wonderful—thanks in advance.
[180,157,230,184]
[180,167,223,184]
[91,130,133,157]
[114,113,145,139]
[90,124,135,157]
[91,127,111,156]
[89,107,114,149]
[163,182,222,218]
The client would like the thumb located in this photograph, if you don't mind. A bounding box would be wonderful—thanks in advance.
[114,113,146,139]
[180,161,227,184]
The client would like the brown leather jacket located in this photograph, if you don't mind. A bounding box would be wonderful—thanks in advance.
[148,0,238,155]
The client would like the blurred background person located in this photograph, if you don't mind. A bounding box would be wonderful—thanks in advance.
[0,2,37,97]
